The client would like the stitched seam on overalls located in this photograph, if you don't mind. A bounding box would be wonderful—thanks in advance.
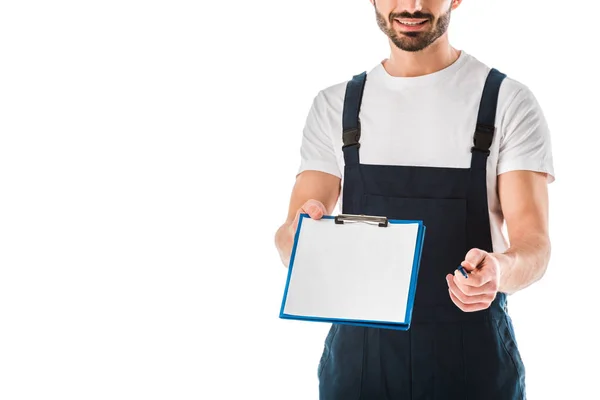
[460,322,468,400]
[409,328,413,400]
[432,324,436,400]
[358,329,368,400]
[494,317,523,399]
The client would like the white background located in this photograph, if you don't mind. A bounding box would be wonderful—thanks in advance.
[0,0,598,399]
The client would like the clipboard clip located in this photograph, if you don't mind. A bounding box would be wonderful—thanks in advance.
[334,214,389,227]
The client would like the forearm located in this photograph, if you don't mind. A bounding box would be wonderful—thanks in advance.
[495,234,551,295]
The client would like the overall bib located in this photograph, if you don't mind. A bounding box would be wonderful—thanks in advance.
[317,68,526,400]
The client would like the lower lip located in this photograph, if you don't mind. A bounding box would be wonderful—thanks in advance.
[394,20,429,32]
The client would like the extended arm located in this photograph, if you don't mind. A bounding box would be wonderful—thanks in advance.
[447,170,552,311]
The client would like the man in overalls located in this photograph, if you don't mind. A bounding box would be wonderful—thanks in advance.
[274,0,554,398]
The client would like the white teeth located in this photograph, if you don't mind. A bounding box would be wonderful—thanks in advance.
[397,20,425,26]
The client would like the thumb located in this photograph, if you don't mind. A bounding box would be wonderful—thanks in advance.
[303,199,327,220]
[461,248,487,272]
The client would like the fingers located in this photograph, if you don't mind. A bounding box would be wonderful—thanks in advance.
[281,200,329,269]
[452,271,498,296]
[453,266,494,288]
[457,249,500,289]
[290,199,328,233]
[448,289,491,312]
[446,274,496,305]
[461,248,487,272]
[447,249,501,313]
[302,199,327,220]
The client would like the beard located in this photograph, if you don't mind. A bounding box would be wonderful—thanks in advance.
[375,4,452,52]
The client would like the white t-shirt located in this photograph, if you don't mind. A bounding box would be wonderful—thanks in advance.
[297,50,555,254]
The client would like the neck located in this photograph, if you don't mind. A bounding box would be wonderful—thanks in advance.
[382,36,460,77]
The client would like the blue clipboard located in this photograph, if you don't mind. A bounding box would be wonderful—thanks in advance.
[279,213,426,331]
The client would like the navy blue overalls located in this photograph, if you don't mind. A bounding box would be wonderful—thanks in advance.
[317,68,526,400]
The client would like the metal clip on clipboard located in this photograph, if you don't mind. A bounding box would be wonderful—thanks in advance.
[334,214,389,227]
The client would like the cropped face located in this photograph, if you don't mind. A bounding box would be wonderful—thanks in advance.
[372,0,459,52]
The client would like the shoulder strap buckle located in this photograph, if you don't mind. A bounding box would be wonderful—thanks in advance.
[471,123,495,155]
[342,126,361,148]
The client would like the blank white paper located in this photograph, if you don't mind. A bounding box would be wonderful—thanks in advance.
[283,216,420,324]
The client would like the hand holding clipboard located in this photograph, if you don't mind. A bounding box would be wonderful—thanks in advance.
[276,199,329,268]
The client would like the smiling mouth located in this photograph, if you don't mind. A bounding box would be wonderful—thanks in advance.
[394,18,429,26]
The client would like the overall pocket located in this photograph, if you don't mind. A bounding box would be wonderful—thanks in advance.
[361,194,467,252]
[317,324,339,378]
[361,194,468,304]
[496,315,526,380]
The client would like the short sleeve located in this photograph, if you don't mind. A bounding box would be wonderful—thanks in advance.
[497,85,555,183]
[297,90,341,178]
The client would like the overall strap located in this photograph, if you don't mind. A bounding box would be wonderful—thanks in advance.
[342,71,367,166]
[471,68,507,160]
[467,67,506,255]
